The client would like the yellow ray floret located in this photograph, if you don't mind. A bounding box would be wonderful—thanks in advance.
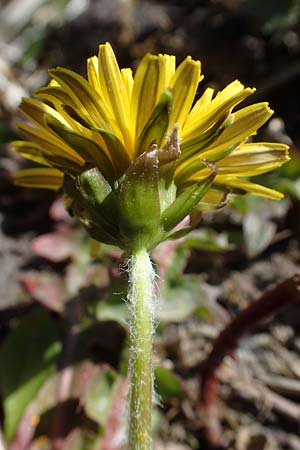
[14,168,63,190]
[13,42,289,207]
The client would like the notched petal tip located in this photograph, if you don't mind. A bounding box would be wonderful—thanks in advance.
[99,41,113,51]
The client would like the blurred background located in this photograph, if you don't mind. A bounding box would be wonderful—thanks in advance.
[1,1,300,450]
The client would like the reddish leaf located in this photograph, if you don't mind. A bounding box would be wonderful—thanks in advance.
[9,374,58,450]
[20,271,65,312]
[49,199,73,222]
[153,216,189,281]
[31,228,75,262]
[100,378,128,450]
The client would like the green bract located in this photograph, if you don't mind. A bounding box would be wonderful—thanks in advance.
[64,127,216,251]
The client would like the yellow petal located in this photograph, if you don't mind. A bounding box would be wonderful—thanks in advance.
[14,168,63,190]
[95,127,131,176]
[27,95,102,146]
[87,56,101,93]
[199,103,274,159]
[164,54,176,83]
[19,98,71,129]
[131,53,175,143]
[12,137,82,174]
[215,79,244,98]
[98,43,133,151]
[186,87,214,125]
[176,103,275,183]
[169,56,202,128]
[17,122,84,166]
[197,187,231,211]
[34,85,77,110]
[46,116,115,179]
[20,97,87,144]
[121,68,134,104]
[136,89,172,155]
[216,142,290,176]
[214,176,284,200]
[49,67,113,131]
[182,80,255,139]
[48,79,60,87]
[11,141,51,167]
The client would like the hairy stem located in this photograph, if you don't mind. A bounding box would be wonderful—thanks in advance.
[128,248,155,450]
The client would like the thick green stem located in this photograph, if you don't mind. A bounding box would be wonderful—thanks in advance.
[128,248,155,450]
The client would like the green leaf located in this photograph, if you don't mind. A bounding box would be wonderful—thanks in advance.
[155,367,183,401]
[158,276,210,323]
[182,228,234,252]
[276,178,300,200]
[161,245,190,285]
[179,115,230,164]
[243,210,276,258]
[57,429,97,450]
[95,282,127,325]
[0,309,61,441]
[84,368,118,426]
